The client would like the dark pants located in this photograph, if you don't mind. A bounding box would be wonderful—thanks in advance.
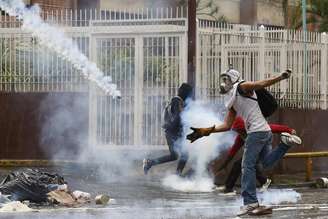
[151,131,188,174]
[225,158,267,190]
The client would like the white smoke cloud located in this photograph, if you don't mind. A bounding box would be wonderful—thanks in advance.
[258,189,301,205]
[162,100,234,192]
[162,174,214,192]
[0,0,120,97]
[233,189,301,206]
[161,100,302,207]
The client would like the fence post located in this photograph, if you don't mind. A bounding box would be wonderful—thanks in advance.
[220,33,226,75]
[280,30,288,104]
[259,25,265,80]
[88,34,97,147]
[195,18,201,99]
[321,32,327,110]
[134,36,144,146]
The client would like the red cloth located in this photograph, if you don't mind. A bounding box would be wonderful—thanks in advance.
[231,117,245,132]
[227,123,294,157]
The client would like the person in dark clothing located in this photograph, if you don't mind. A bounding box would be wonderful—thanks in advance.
[143,83,193,175]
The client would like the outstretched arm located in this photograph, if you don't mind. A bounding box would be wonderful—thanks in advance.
[240,69,291,92]
[212,108,237,133]
[186,108,236,143]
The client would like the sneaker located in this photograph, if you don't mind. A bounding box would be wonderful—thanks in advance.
[249,205,273,216]
[237,202,260,216]
[222,189,237,196]
[143,158,152,175]
[281,132,302,146]
[214,185,226,192]
[259,178,272,192]
[223,187,234,194]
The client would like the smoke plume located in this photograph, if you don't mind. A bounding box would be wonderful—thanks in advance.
[0,0,120,97]
[162,100,234,192]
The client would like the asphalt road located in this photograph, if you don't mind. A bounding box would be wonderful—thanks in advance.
[0,166,328,219]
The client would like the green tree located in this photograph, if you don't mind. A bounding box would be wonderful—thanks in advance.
[306,0,328,32]
[177,0,227,22]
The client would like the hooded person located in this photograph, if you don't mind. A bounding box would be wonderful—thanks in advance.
[187,68,302,216]
[143,83,193,175]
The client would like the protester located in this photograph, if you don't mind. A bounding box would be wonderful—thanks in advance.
[213,117,296,194]
[143,83,193,175]
[186,68,302,216]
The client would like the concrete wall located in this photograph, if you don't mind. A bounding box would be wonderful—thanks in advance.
[98,0,178,10]
[239,0,256,25]
[0,93,88,160]
[197,0,240,23]
[199,0,285,26]
[256,0,284,26]
[270,108,328,173]
[30,0,78,10]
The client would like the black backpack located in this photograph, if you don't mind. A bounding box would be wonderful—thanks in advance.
[162,96,184,129]
[237,82,278,117]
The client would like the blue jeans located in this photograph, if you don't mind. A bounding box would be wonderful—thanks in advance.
[150,131,188,174]
[241,131,290,205]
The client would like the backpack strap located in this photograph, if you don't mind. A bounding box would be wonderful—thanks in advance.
[237,81,257,101]
[173,96,184,103]
[172,96,184,112]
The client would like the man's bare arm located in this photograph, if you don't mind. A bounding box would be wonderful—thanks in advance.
[240,70,291,92]
[240,75,284,92]
[186,108,236,143]
[212,108,237,133]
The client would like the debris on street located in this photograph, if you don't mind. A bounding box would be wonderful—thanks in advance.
[0,169,66,203]
[95,194,110,205]
[0,201,33,212]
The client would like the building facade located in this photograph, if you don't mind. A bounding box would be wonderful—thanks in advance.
[24,0,78,11]
[5,0,299,27]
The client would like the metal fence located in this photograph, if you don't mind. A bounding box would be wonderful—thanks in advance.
[0,8,327,147]
[197,20,328,110]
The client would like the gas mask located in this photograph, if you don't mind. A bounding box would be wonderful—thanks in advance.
[219,74,233,94]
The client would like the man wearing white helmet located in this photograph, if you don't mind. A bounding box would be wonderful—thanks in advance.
[187,68,302,216]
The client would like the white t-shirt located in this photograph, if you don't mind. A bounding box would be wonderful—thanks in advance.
[224,82,271,133]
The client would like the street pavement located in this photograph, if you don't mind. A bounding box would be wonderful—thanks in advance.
[0,165,327,219]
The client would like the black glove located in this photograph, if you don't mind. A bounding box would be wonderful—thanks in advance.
[186,125,215,143]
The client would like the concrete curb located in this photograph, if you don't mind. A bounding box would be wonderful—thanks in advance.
[0,160,77,167]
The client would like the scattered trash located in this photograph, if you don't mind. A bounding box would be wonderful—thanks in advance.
[0,169,66,203]
[47,190,77,207]
[0,192,11,205]
[47,184,68,192]
[22,200,30,206]
[0,169,107,209]
[0,201,33,212]
[95,194,110,205]
[72,190,91,203]
[316,177,328,188]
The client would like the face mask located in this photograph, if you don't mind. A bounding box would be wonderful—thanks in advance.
[219,75,233,94]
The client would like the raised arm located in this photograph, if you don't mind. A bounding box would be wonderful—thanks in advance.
[240,69,291,92]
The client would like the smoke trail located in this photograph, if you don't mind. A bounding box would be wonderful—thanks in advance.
[162,100,235,192]
[234,189,301,206]
[0,0,120,97]
[259,189,301,205]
